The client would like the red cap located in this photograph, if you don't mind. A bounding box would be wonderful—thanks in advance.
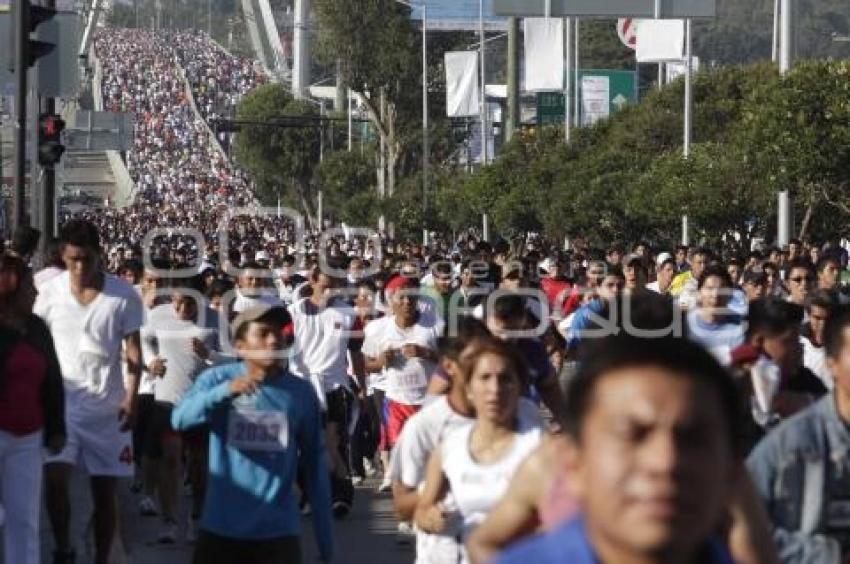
[385,273,420,294]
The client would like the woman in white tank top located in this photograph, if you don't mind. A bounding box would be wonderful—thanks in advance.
[414,338,542,563]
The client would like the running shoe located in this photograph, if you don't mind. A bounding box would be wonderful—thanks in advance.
[395,521,415,545]
[351,475,365,486]
[157,520,178,544]
[376,476,392,493]
[332,500,351,519]
[300,502,312,516]
[139,496,158,517]
[363,457,378,477]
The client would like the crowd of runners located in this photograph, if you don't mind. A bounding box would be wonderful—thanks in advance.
[4,219,850,564]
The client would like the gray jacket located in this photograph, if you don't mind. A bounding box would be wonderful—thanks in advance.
[747,394,849,563]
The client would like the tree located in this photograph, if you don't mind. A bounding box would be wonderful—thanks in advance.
[313,150,379,227]
[313,0,420,198]
[232,84,322,224]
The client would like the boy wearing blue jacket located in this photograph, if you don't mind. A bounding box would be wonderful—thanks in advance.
[172,304,333,564]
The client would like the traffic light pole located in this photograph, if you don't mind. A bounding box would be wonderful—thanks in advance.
[13,0,30,230]
[41,0,56,248]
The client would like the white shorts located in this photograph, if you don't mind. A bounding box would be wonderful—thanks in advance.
[45,413,134,477]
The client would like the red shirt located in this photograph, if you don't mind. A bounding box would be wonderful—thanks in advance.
[0,341,47,436]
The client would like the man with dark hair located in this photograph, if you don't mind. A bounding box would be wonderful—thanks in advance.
[731,298,827,450]
[671,247,710,309]
[35,219,144,564]
[802,290,838,390]
[496,335,742,563]
[687,265,744,365]
[817,257,842,293]
[785,258,816,307]
[172,305,333,563]
[742,270,769,304]
[748,304,850,563]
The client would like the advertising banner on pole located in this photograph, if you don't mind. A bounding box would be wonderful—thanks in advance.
[636,19,685,62]
[445,51,480,117]
[524,18,564,91]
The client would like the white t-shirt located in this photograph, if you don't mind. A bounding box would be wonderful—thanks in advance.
[391,396,542,564]
[442,421,542,563]
[34,272,144,420]
[289,298,357,393]
[802,336,832,390]
[362,315,442,405]
[231,288,282,314]
[136,301,160,395]
[143,303,220,405]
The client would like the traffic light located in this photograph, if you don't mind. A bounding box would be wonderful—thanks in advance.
[38,113,65,167]
[9,0,57,70]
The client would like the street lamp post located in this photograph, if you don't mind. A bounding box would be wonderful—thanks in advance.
[393,0,429,241]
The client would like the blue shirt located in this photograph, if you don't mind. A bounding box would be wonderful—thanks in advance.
[171,362,333,561]
[496,517,735,564]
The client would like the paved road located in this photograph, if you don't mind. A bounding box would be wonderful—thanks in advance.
[33,469,413,564]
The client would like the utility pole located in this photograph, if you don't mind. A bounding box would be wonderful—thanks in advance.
[13,0,30,231]
[573,18,580,127]
[40,0,57,251]
[293,0,310,99]
[479,0,488,164]
[772,0,780,62]
[564,17,572,142]
[777,0,794,247]
[505,16,519,142]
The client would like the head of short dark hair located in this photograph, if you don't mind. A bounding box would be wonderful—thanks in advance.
[205,278,233,299]
[745,298,804,341]
[12,226,41,257]
[605,265,625,280]
[118,259,143,279]
[567,335,741,455]
[234,308,291,342]
[459,337,529,390]
[432,261,453,277]
[785,258,815,280]
[816,256,840,273]
[691,247,711,260]
[807,289,838,312]
[698,265,733,290]
[825,304,850,359]
[59,219,100,252]
[438,317,491,362]
[281,254,296,266]
[491,293,527,322]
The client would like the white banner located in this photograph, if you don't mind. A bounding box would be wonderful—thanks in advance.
[636,19,685,62]
[523,18,565,91]
[581,76,610,126]
[445,51,481,117]
[666,57,701,82]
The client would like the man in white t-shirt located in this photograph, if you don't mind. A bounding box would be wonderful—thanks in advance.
[362,275,443,463]
[35,220,144,564]
[290,263,365,518]
[230,261,282,320]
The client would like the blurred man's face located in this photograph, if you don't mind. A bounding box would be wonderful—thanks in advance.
[698,275,729,311]
[818,260,840,290]
[675,249,688,264]
[744,279,767,302]
[434,273,453,295]
[727,265,741,285]
[172,292,198,321]
[62,243,99,282]
[657,263,675,289]
[607,251,622,265]
[690,253,707,279]
[571,367,734,563]
[809,305,829,346]
[827,327,850,393]
[598,275,624,301]
[787,267,814,304]
[587,264,606,289]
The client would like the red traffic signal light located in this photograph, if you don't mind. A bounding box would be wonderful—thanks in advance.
[38,113,65,167]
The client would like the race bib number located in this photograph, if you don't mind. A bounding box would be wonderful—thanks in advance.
[396,364,428,392]
[228,408,289,452]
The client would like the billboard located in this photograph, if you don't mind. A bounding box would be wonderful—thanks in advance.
[493,0,716,18]
[410,0,508,31]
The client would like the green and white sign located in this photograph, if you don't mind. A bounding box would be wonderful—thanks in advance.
[536,69,637,126]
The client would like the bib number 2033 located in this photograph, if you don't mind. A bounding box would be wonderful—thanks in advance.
[228,409,289,452]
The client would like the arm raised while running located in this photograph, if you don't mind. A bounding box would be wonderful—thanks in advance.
[413,446,450,534]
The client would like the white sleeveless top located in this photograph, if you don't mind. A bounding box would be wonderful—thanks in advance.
[441,420,542,553]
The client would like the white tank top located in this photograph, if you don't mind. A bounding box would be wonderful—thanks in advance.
[441,420,542,550]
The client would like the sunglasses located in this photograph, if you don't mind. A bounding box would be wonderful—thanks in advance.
[790,277,814,283]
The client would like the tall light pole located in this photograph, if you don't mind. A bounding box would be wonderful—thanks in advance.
[479,0,488,164]
[778,0,794,247]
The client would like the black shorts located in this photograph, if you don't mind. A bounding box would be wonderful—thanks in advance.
[132,394,155,463]
[147,401,209,459]
[146,401,177,460]
[323,387,353,429]
[192,530,302,564]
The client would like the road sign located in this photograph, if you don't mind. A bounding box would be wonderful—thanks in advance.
[494,0,716,18]
[617,18,637,50]
[536,69,636,126]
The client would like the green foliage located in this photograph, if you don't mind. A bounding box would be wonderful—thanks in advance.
[314,150,379,227]
[232,84,321,218]
[424,60,850,246]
